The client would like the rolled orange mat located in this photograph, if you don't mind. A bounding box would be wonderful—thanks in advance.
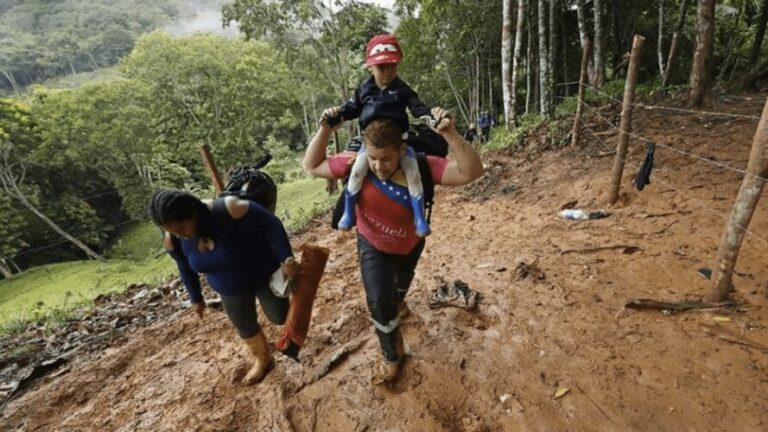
[276,244,329,355]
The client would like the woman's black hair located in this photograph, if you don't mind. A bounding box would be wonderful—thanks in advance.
[148,189,214,237]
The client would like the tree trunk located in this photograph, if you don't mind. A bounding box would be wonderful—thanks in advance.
[708,95,768,301]
[658,0,666,76]
[510,0,527,128]
[749,0,768,66]
[662,0,691,87]
[676,0,691,33]
[0,259,13,279]
[501,0,511,127]
[560,0,569,97]
[538,0,552,118]
[526,4,534,114]
[576,0,594,82]
[0,164,104,262]
[688,0,717,108]
[608,35,646,205]
[549,0,557,101]
[592,0,607,87]
[572,39,592,147]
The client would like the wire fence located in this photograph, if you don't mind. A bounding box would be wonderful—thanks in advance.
[0,218,137,261]
[575,101,768,252]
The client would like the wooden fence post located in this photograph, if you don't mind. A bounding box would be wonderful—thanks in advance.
[708,95,768,301]
[199,144,225,195]
[608,35,646,204]
[571,38,592,147]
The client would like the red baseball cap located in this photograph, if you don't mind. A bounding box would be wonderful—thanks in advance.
[365,34,402,66]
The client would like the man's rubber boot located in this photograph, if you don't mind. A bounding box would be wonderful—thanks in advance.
[410,195,431,237]
[242,330,272,385]
[276,245,330,361]
[375,329,405,384]
[337,190,358,230]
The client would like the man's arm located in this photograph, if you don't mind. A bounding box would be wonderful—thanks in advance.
[432,107,484,186]
[303,108,343,179]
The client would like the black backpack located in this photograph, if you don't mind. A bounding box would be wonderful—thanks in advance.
[220,154,277,212]
[330,127,448,229]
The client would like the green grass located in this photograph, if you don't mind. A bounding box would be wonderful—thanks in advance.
[107,221,165,260]
[276,176,338,232]
[0,175,337,333]
[0,256,175,332]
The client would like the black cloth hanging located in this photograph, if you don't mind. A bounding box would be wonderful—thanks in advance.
[634,142,656,191]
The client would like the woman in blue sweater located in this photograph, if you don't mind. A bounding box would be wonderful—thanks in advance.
[149,189,298,384]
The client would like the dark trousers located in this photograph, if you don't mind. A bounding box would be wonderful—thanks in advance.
[219,286,289,339]
[356,235,425,361]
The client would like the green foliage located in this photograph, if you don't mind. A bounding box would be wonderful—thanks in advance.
[481,113,544,153]
[0,0,181,91]
[121,32,303,179]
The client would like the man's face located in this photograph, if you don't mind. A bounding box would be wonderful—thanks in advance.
[162,217,197,239]
[369,63,398,88]
[365,143,405,181]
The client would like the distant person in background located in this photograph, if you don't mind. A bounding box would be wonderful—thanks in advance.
[463,123,477,144]
[149,190,299,385]
[478,112,496,143]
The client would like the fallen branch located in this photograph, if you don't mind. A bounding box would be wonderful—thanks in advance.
[559,245,640,255]
[625,298,754,313]
[701,323,768,353]
[651,221,678,235]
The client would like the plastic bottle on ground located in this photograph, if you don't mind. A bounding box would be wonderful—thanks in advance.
[559,209,589,220]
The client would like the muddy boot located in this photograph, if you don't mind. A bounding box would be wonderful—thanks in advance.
[410,195,430,237]
[337,190,358,230]
[374,329,405,384]
[242,330,272,385]
[397,300,410,320]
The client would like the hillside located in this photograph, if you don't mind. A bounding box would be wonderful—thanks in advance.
[1,93,767,431]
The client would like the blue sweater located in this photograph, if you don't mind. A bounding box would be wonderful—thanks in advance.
[168,201,293,303]
[339,76,431,132]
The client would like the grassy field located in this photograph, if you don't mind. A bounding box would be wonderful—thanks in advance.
[0,175,337,333]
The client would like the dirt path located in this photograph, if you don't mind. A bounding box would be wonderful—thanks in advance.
[2,94,767,432]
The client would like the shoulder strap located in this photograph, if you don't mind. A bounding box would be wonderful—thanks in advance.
[415,153,435,223]
[212,197,230,220]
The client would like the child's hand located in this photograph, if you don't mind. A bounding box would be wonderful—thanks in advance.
[431,107,455,134]
[320,107,344,130]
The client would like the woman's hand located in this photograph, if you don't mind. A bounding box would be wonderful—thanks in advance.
[281,257,300,282]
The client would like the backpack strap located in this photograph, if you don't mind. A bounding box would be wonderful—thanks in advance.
[415,152,434,223]
[211,197,230,220]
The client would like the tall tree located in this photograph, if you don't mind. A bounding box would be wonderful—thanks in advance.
[592,0,607,87]
[538,0,552,117]
[750,0,768,66]
[688,0,717,107]
[511,0,527,128]
[576,0,594,83]
[502,0,514,129]
[0,99,104,262]
[658,0,666,76]
[662,0,691,87]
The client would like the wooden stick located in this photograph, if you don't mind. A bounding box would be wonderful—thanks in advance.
[199,144,225,194]
[571,39,592,147]
[608,35,646,204]
[708,94,768,301]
